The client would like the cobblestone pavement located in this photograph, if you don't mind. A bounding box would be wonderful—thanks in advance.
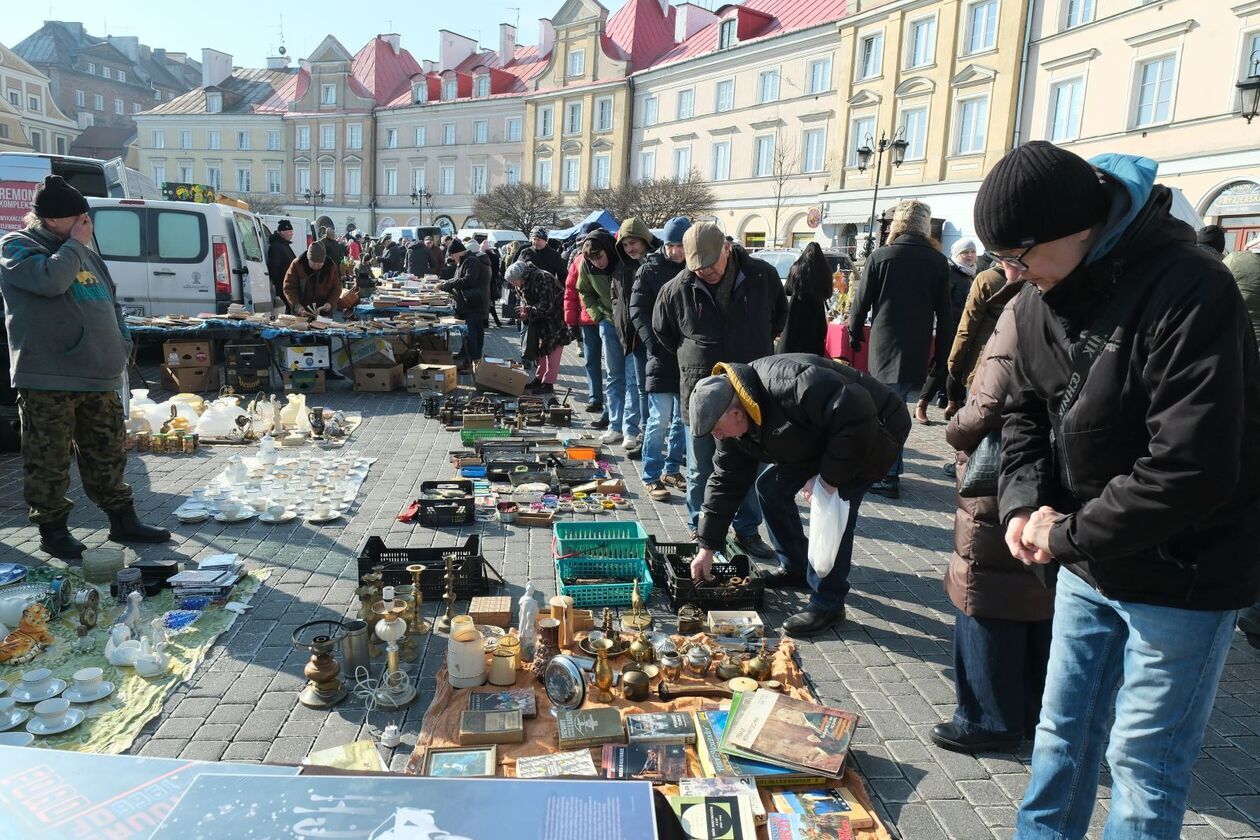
[1,326,1257,839]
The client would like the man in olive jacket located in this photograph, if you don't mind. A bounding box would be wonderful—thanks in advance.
[688,355,909,636]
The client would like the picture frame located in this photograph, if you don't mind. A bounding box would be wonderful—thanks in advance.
[423,745,498,777]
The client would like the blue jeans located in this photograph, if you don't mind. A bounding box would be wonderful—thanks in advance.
[462,313,485,362]
[756,465,865,611]
[598,320,627,434]
[952,609,1052,738]
[1016,567,1238,839]
[579,324,603,405]
[885,382,919,477]
[642,392,685,483]
[685,427,762,535]
[624,344,647,440]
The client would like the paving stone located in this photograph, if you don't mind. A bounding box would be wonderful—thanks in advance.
[1200,809,1260,839]
[178,740,228,761]
[222,741,270,762]
[976,805,1017,828]
[959,779,1010,807]
[154,717,203,740]
[264,736,317,764]
[886,803,948,840]
[929,799,996,839]
[137,739,187,758]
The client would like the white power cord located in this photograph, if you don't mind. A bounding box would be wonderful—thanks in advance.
[351,663,411,752]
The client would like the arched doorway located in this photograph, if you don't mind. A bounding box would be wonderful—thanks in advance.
[738,214,768,249]
[376,217,397,234]
[433,215,457,237]
[1201,180,1260,251]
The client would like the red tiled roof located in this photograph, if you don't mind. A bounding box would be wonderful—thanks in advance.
[379,42,549,108]
[605,0,677,72]
[351,36,422,103]
[644,0,847,72]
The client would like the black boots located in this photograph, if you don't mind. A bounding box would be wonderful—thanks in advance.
[783,606,847,637]
[107,507,171,544]
[39,519,86,560]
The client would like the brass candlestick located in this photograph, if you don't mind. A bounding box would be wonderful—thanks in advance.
[435,552,457,634]
[406,563,431,635]
[601,607,615,639]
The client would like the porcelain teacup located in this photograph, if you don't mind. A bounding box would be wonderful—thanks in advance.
[0,697,20,721]
[219,500,243,519]
[189,487,207,503]
[19,669,52,694]
[266,502,286,519]
[33,697,70,728]
[71,667,103,696]
[312,502,332,518]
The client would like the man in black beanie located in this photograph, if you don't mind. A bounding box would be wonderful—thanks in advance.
[0,176,170,559]
[975,141,1260,837]
[1196,224,1226,259]
[440,237,487,370]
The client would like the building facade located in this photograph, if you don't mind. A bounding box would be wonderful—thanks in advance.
[0,42,79,154]
[1019,0,1260,251]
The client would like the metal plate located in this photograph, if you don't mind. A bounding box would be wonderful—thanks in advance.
[543,654,586,711]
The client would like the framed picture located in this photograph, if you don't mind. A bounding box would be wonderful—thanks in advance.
[423,746,497,777]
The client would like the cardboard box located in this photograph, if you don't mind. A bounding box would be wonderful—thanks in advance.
[333,337,395,372]
[354,364,403,392]
[162,340,214,367]
[223,342,271,370]
[225,367,272,391]
[282,370,325,394]
[284,345,330,370]
[475,360,530,396]
[405,363,458,394]
[161,364,220,393]
[419,349,456,366]
[414,334,449,352]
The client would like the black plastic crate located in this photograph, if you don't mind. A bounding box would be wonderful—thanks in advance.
[224,342,272,370]
[357,535,489,595]
[649,537,765,612]
[486,458,543,481]
[418,480,474,525]
[553,458,600,482]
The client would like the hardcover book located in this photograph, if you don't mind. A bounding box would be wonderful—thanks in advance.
[556,707,625,749]
[766,811,854,839]
[694,706,825,787]
[678,776,766,824]
[602,743,689,781]
[770,787,874,830]
[458,709,525,745]
[668,795,758,840]
[722,690,859,778]
[626,711,696,744]
[515,749,599,778]
[467,687,538,718]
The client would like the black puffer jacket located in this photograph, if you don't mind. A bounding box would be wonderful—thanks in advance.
[628,247,684,393]
[406,241,434,276]
[1001,173,1260,611]
[440,253,487,316]
[653,247,788,420]
[265,233,295,299]
[518,243,567,278]
[698,355,911,549]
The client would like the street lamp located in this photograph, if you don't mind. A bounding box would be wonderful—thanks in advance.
[302,188,326,225]
[410,188,432,224]
[856,128,910,258]
[1239,49,1260,124]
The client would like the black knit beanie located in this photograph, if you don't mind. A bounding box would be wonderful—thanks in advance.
[447,238,466,256]
[973,141,1108,250]
[33,175,89,219]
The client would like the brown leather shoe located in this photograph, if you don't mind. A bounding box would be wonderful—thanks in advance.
[914,400,931,425]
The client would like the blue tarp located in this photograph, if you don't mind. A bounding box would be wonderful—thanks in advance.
[549,209,619,242]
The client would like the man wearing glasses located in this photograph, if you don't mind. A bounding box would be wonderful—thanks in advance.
[974,141,1260,838]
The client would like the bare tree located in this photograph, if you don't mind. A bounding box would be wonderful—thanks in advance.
[235,194,290,216]
[766,137,796,249]
[471,183,564,236]
[578,175,715,228]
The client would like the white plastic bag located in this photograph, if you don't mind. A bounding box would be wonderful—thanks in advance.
[807,479,850,578]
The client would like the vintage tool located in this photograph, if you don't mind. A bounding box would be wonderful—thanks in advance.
[658,682,734,701]
[292,620,348,708]
[548,388,573,427]
[590,638,615,702]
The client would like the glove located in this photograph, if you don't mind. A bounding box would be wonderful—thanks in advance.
[849,335,862,353]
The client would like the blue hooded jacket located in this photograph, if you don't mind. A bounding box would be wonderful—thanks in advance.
[1085,153,1158,264]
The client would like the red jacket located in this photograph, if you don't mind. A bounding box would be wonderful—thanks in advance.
[563,254,594,327]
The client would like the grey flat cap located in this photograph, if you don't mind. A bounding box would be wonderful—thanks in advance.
[689,374,737,437]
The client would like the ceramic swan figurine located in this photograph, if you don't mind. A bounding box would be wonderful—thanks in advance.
[121,591,143,638]
[133,637,171,678]
[105,625,142,667]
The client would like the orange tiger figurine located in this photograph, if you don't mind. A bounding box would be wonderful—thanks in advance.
[0,603,53,664]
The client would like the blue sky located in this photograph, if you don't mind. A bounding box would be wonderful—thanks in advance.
[7,0,632,66]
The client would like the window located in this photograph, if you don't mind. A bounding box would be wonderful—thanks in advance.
[754,134,776,177]
[803,128,826,173]
[237,131,250,150]
[639,149,656,180]
[236,167,252,193]
[208,130,221,150]
[6,91,17,108]
[1134,56,1176,127]
[91,209,143,259]
[567,49,585,78]
[345,165,361,196]
[537,105,554,137]
[132,103,141,114]
[1,124,11,139]
[673,146,692,177]
[413,83,428,104]
[179,129,192,150]
[384,167,398,196]
[535,158,552,187]
[114,98,124,115]
[711,141,731,181]
[807,58,832,94]
[677,88,694,120]
[118,70,125,83]
[955,96,989,154]
[471,164,488,194]
[908,17,937,68]
[154,90,161,101]
[206,165,221,191]
[178,165,193,182]
[29,130,42,153]
[564,101,583,135]
[320,165,334,196]
[858,33,884,80]
[266,167,282,194]
[385,128,398,149]
[87,62,95,74]
[562,156,581,192]
[849,116,875,166]
[757,70,780,103]
[321,84,336,105]
[320,124,335,149]
[440,165,455,195]
[595,97,613,132]
[27,94,43,114]
[348,123,362,149]
[415,126,427,146]
[155,211,204,261]
[296,125,310,150]
[296,166,311,194]
[103,66,111,79]
[505,164,521,185]
[152,163,166,184]
[643,96,659,126]
[1048,77,1084,141]
[442,78,457,101]
[715,79,735,112]
[718,19,738,49]
[965,0,998,54]
[443,123,456,145]
[413,166,426,193]
[151,129,165,149]
[505,117,522,142]
[233,213,263,262]
[1065,0,1094,29]
[206,91,222,113]
[592,154,611,189]
[93,94,103,111]
[267,130,281,150]
[474,75,490,97]
[901,107,928,159]
[74,89,85,107]
[474,120,488,144]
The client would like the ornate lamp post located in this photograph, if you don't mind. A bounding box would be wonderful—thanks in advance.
[303,188,327,226]
[1240,49,1260,124]
[856,129,910,258]
[410,188,432,225]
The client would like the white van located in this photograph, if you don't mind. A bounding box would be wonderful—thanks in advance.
[87,197,274,317]
[457,228,528,248]
[259,213,316,261]
[0,152,158,233]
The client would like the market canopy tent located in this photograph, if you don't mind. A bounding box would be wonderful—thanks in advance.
[549,209,619,242]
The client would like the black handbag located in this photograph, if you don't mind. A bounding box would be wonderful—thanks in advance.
[958,429,1001,497]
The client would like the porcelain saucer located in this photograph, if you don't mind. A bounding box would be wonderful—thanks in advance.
[176,507,210,523]
[306,511,342,524]
[63,681,115,704]
[0,707,31,732]
[0,679,8,695]
[0,562,28,586]
[26,708,85,736]
[259,510,297,524]
[11,679,66,704]
[0,731,34,747]
[214,507,257,524]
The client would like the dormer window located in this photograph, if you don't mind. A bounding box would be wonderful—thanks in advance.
[718,19,737,49]
[442,79,457,101]
[321,83,336,105]
[413,82,427,104]
[474,75,490,97]
[567,49,585,78]
[206,91,222,114]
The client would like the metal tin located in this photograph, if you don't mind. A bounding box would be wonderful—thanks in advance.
[621,667,650,701]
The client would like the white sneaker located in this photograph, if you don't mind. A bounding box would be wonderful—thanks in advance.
[622,436,641,450]
[600,430,624,445]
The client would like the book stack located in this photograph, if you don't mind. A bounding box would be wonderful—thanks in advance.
[168,555,244,602]
[720,690,859,780]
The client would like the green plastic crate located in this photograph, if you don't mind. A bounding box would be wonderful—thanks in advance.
[552,521,649,560]
[555,556,653,608]
[460,427,511,447]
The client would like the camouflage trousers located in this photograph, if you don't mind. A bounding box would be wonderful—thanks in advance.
[16,389,133,524]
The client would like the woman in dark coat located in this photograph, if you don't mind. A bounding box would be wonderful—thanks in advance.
[931,307,1054,755]
[776,242,833,357]
[506,260,570,394]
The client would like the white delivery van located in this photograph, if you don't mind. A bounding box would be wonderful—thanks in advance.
[259,213,316,258]
[0,152,158,232]
[457,228,528,248]
[87,197,274,317]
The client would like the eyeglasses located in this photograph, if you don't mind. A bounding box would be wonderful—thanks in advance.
[983,241,1036,273]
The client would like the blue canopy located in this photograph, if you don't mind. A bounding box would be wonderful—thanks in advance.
[550,209,619,242]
